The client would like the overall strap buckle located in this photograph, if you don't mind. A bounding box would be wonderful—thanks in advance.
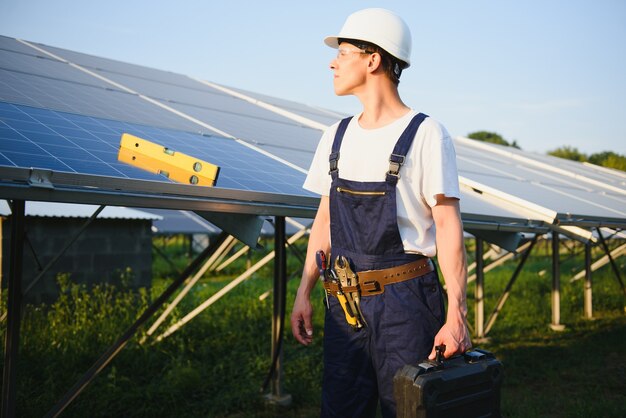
[387,153,405,179]
[329,152,340,175]
[328,116,352,177]
[385,113,429,182]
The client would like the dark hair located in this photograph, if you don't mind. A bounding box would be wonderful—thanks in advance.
[338,38,406,85]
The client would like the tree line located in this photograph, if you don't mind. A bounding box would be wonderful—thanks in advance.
[467,131,626,172]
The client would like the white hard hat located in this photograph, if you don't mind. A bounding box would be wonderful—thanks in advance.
[324,8,412,68]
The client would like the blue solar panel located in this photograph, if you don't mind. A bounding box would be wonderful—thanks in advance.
[0,102,314,197]
[31,39,221,92]
[0,40,321,169]
[229,85,347,127]
[41,64,322,168]
[0,48,107,88]
[0,36,44,55]
[0,68,204,133]
[29,40,332,140]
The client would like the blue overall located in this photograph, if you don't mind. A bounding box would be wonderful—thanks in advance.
[322,113,446,418]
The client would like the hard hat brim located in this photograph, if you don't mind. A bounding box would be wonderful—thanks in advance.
[324,36,340,49]
[323,34,411,68]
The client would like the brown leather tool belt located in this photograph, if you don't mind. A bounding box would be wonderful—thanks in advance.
[323,258,434,296]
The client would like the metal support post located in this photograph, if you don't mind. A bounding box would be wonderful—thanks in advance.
[569,243,626,284]
[0,217,2,302]
[1,200,25,418]
[584,242,593,319]
[474,238,485,341]
[550,231,565,331]
[264,216,292,406]
[484,236,537,335]
[596,228,626,308]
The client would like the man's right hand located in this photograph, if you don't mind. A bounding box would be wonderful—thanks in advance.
[291,290,314,345]
[290,195,329,346]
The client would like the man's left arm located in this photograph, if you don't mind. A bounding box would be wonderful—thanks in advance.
[429,194,472,359]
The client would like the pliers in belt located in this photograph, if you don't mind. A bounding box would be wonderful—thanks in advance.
[334,256,367,329]
[316,250,350,323]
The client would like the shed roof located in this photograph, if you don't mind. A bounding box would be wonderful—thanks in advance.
[0,200,161,220]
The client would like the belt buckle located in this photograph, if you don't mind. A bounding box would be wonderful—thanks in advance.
[362,280,382,295]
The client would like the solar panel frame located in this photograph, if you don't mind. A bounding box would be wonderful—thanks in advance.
[146,208,221,234]
[0,165,319,218]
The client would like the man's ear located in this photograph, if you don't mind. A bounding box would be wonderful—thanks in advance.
[367,52,382,74]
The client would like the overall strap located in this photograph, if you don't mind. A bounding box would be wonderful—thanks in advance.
[329,116,353,179]
[386,113,429,183]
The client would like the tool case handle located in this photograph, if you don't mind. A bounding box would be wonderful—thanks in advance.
[416,345,496,374]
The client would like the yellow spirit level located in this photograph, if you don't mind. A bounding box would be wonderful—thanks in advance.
[117,133,220,186]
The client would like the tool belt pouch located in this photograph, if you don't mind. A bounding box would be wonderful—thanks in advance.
[323,258,433,296]
[323,257,433,328]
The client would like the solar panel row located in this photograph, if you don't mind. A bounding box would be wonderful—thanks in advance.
[1,35,624,231]
[455,140,626,221]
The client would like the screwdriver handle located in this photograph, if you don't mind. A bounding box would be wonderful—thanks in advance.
[316,250,327,279]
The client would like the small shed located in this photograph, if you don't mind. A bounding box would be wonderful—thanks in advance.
[1,201,161,304]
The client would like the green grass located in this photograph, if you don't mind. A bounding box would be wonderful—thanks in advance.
[465,242,626,418]
[1,238,625,417]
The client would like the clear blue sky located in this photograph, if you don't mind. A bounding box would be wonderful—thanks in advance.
[1,0,625,155]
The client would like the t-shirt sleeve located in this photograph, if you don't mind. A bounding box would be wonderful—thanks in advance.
[420,120,461,207]
[303,124,337,196]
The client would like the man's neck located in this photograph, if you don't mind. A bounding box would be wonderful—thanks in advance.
[356,82,410,129]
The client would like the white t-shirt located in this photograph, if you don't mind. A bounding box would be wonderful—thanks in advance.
[303,110,460,257]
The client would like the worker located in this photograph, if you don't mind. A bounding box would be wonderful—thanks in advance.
[290,8,471,417]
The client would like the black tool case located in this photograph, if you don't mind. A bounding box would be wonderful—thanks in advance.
[393,348,503,418]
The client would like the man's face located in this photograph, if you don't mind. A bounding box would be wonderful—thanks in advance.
[330,42,370,96]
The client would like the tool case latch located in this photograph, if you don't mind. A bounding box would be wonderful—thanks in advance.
[463,348,495,363]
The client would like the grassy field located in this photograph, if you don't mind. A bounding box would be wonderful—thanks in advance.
[1,237,625,417]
